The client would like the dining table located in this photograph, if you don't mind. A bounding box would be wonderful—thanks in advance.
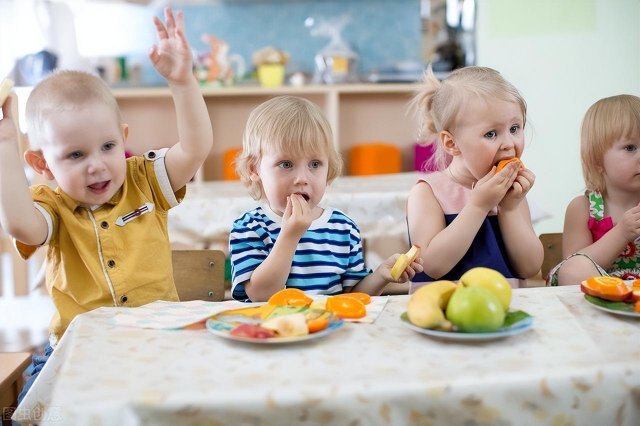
[13,285,640,425]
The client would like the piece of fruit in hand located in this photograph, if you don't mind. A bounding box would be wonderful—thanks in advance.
[495,158,524,172]
[0,78,14,106]
[390,244,421,280]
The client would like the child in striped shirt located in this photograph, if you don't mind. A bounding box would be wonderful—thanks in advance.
[229,96,423,302]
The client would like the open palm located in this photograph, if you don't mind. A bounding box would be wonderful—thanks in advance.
[149,8,192,84]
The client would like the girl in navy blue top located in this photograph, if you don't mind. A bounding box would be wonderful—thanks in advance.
[407,67,543,292]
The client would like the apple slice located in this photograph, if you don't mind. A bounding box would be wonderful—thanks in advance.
[390,244,421,280]
[0,78,14,106]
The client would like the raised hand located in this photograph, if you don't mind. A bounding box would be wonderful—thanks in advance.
[149,8,193,84]
[0,94,19,147]
[615,204,640,242]
[280,194,314,239]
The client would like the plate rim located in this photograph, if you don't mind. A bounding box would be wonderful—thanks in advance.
[400,313,534,341]
[205,316,345,344]
[583,294,640,318]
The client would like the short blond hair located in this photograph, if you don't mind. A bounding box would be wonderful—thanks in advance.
[581,94,640,194]
[25,70,121,150]
[411,66,527,171]
[235,96,343,200]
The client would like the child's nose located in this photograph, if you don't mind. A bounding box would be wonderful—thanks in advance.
[293,168,309,184]
[87,157,106,173]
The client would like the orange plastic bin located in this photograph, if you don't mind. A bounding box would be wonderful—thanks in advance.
[348,143,401,176]
[223,148,242,181]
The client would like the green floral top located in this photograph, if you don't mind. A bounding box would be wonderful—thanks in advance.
[546,191,640,285]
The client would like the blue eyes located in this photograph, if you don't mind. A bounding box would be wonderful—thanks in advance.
[66,142,117,160]
[278,160,322,169]
[484,125,520,140]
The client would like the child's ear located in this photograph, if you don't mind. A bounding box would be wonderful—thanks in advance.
[24,149,55,181]
[248,161,261,182]
[440,130,461,156]
[121,123,129,142]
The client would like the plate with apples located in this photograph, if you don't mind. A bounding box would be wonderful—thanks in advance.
[401,268,534,342]
[580,276,640,318]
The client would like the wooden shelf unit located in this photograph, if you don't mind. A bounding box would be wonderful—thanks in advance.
[113,83,421,181]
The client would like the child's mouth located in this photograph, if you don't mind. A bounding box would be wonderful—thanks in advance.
[88,181,110,194]
[294,193,310,201]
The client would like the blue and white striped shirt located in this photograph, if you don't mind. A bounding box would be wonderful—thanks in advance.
[229,206,371,302]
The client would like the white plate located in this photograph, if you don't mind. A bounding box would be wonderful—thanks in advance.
[206,317,345,344]
[400,315,534,342]
[583,295,640,318]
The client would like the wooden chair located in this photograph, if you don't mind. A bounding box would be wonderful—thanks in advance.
[0,352,31,424]
[540,233,563,280]
[172,250,226,302]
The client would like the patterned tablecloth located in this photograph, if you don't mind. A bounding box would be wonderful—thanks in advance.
[168,172,550,270]
[14,286,640,425]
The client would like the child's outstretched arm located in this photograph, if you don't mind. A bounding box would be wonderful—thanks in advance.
[350,254,423,295]
[497,166,543,278]
[150,8,213,190]
[0,95,48,245]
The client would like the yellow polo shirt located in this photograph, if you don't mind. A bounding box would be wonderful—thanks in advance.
[16,149,184,343]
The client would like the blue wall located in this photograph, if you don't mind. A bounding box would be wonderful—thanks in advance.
[140,0,420,85]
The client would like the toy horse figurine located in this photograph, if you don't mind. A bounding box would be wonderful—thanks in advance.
[200,34,245,85]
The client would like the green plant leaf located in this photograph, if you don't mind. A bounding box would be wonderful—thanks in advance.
[502,310,531,327]
[584,294,635,312]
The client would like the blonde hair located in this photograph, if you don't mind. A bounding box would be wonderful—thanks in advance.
[236,96,343,200]
[581,94,640,194]
[411,66,527,171]
[25,70,121,150]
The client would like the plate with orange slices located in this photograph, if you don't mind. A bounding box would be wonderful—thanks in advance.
[580,276,640,318]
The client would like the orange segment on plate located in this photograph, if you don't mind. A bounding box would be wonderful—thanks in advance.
[580,276,632,302]
[268,288,313,307]
[495,158,524,172]
[333,292,371,305]
[326,296,366,319]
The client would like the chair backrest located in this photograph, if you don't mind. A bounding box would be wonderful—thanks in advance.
[172,250,226,301]
[539,233,563,280]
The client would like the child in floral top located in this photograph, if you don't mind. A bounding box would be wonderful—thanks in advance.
[549,95,640,285]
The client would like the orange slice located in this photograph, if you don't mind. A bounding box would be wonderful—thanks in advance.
[333,292,371,305]
[326,296,366,319]
[580,276,631,302]
[495,158,523,172]
[267,288,313,307]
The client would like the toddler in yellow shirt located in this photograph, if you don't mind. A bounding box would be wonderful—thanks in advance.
[0,8,212,403]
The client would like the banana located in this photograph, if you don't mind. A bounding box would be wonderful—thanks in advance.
[390,244,421,280]
[0,78,14,106]
[407,280,457,329]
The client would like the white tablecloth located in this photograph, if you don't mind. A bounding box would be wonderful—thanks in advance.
[15,286,640,425]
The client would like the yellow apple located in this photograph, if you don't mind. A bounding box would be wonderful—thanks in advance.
[459,267,511,311]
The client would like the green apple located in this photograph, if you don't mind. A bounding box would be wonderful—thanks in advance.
[459,267,512,311]
[445,286,505,332]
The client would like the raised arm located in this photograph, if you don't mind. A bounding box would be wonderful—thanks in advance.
[0,94,48,245]
[150,8,213,190]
